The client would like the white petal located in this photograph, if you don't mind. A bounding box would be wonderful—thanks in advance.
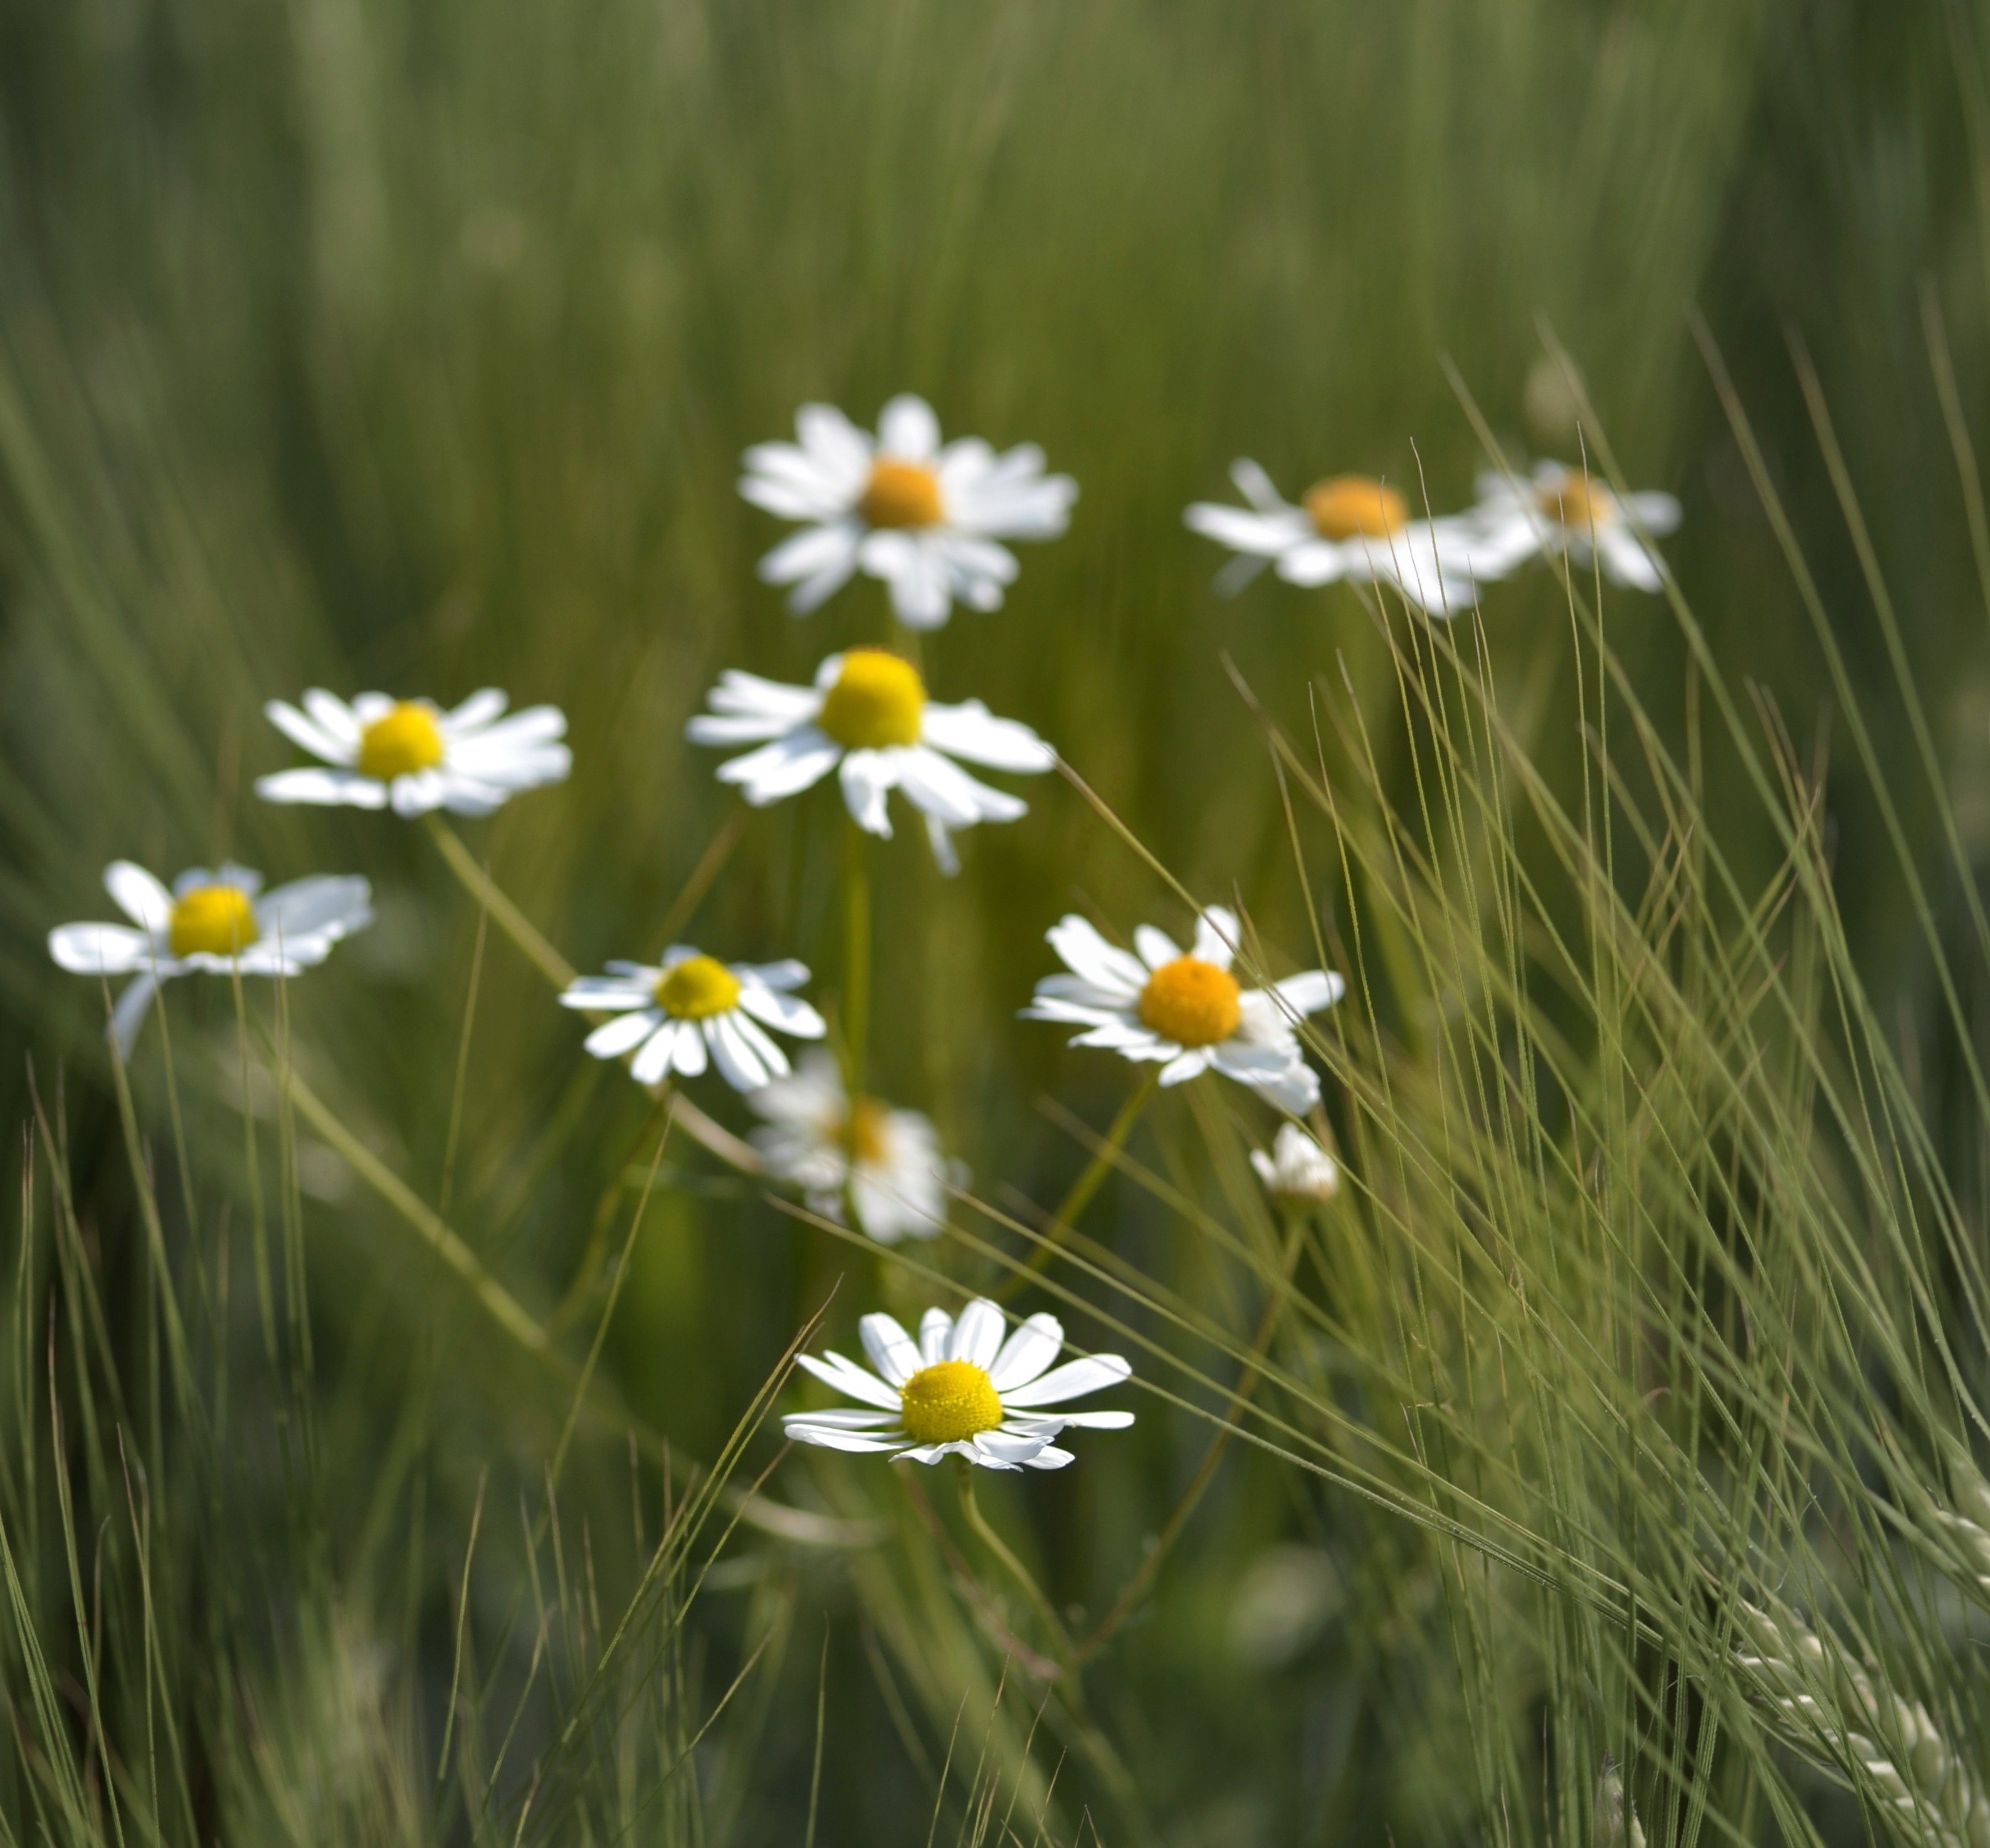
[781,1422,903,1455]
[972,1428,1054,1465]
[999,1354,1131,1408]
[104,862,174,931]
[629,1022,685,1085]
[793,404,875,493]
[255,876,372,949]
[877,394,940,462]
[1599,527,1664,591]
[1044,915,1148,998]
[782,1408,898,1430]
[584,1010,660,1058]
[859,1313,922,1388]
[1275,541,1350,587]
[989,1313,1063,1391]
[736,983,826,1038]
[860,531,953,630]
[440,688,508,732]
[892,747,987,828]
[707,1012,781,1091]
[947,1299,1005,1368]
[1184,502,1311,557]
[1270,970,1345,1018]
[918,1307,952,1366]
[924,812,960,876]
[264,699,354,765]
[920,700,1055,773]
[702,669,824,721]
[302,689,363,745]
[1192,907,1241,968]
[796,1350,899,1410]
[1134,925,1182,971]
[1624,491,1682,535]
[1019,1445,1075,1470]
[560,974,656,1010]
[1231,457,1291,512]
[735,958,809,991]
[1159,1048,1211,1086]
[715,730,843,805]
[109,973,161,1057]
[838,750,898,837]
[669,1021,710,1078]
[256,767,390,809]
[50,922,154,975]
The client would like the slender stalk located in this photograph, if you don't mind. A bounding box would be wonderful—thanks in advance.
[647,807,749,958]
[998,1068,1161,1299]
[550,1089,671,1334]
[422,810,761,1174]
[841,815,872,1100]
[956,1464,1074,1666]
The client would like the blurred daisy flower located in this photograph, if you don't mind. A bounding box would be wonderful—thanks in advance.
[1251,1123,1340,1205]
[740,394,1077,629]
[1024,905,1343,1114]
[1462,460,1680,591]
[50,861,372,1056]
[748,1052,962,1243]
[687,648,1053,872]
[1185,462,1500,615]
[256,689,571,817]
[559,948,826,1092]
[783,1299,1132,1470]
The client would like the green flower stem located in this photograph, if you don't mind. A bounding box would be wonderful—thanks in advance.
[955,1460,1075,1666]
[550,1086,673,1334]
[998,1067,1161,1299]
[421,811,760,1175]
[840,815,871,1099]
[1075,1203,1307,1664]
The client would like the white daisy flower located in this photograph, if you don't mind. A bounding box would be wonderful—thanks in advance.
[1461,460,1680,591]
[747,1052,962,1244]
[783,1298,1133,1471]
[1251,1123,1340,1205]
[1185,462,1505,616]
[686,648,1053,874]
[255,689,572,817]
[49,861,373,1057]
[740,394,1077,630]
[559,947,826,1092]
[1023,905,1343,1115]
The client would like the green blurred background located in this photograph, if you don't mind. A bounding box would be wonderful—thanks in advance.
[3,0,1989,1840]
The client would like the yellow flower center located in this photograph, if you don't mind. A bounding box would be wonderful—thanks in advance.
[818,649,926,751]
[357,702,446,781]
[898,1360,1004,1445]
[1302,475,1408,541]
[859,458,944,530]
[653,955,743,1020]
[1139,956,1243,1048]
[1539,473,1615,531]
[842,1097,890,1164]
[168,885,260,959]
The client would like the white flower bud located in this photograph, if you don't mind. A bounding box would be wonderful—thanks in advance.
[1250,1124,1340,1204]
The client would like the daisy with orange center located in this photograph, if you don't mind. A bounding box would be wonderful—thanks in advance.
[49,860,372,1055]
[1184,459,1509,616]
[746,1052,962,1243]
[1461,460,1680,591]
[739,394,1077,629]
[559,947,826,1092]
[256,689,571,817]
[1023,905,1344,1114]
[783,1299,1134,1471]
[686,648,1054,873]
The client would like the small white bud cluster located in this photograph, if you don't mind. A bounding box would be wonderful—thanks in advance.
[1736,1598,1989,1848]
[1251,1124,1340,1205]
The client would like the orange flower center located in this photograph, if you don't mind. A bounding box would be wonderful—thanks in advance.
[898,1360,1004,1445]
[357,702,446,781]
[1540,473,1616,531]
[1302,476,1408,541]
[1138,956,1243,1048]
[168,885,260,959]
[860,458,944,530]
[818,648,926,750]
[653,955,742,1020]
[844,1097,890,1164]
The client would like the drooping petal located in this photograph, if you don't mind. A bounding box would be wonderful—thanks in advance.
[707,1011,781,1091]
[109,972,161,1058]
[838,750,898,838]
[629,1022,685,1086]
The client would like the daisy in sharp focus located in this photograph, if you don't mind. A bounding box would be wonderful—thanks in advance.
[1185,462,1508,616]
[740,394,1077,629]
[749,1052,962,1244]
[50,861,373,1056]
[1461,460,1680,591]
[1024,905,1344,1114]
[687,648,1053,874]
[559,947,826,1092]
[256,689,571,816]
[784,1298,1133,1471]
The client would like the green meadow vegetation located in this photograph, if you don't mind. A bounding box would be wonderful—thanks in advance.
[5,1,1990,1843]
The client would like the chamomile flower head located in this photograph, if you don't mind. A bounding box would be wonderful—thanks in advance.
[1462,460,1680,591]
[784,1299,1133,1470]
[1251,1124,1340,1205]
[740,394,1077,630]
[256,689,571,818]
[49,861,373,1056]
[748,1052,962,1244]
[1023,905,1344,1114]
[1185,460,1507,616]
[686,649,1054,874]
[559,948,826,1092]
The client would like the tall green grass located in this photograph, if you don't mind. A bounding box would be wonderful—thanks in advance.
[6,0,1990,1842]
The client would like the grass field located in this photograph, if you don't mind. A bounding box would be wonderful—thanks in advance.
[5,1,1990,1843]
